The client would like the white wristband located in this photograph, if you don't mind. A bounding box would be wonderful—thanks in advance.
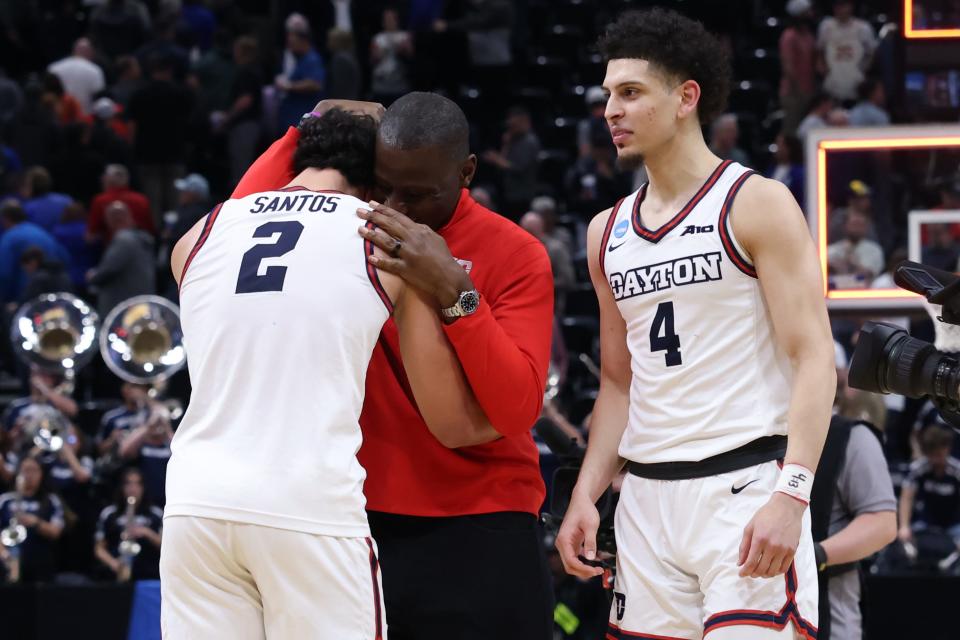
[774,463,814,505]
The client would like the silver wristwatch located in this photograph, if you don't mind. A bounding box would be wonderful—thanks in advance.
[441,290,481,318]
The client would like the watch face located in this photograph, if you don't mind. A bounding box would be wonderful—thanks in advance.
[460,291,480,314]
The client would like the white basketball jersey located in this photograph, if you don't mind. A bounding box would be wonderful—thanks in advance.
[165,187,392,537]
[601,161,792,464]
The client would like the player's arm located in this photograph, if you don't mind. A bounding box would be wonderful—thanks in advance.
[556,207,632,579]
[732,176,836,579]
[395,285,499,448]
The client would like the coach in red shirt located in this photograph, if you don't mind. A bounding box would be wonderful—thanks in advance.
[233,94,554,639]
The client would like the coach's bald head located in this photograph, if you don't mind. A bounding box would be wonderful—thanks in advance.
[374,92,477,230]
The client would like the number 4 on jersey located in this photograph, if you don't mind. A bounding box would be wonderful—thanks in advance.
[650,301,682,367]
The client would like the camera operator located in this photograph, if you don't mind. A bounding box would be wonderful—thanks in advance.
[897,425,960,554]
[810,410,896,640]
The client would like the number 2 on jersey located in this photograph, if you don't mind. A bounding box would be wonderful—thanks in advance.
[235,221,304,294]
[650,301,682,366]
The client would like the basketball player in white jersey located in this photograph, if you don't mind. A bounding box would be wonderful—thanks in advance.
[159,109,478,639]
[556,9,836,640]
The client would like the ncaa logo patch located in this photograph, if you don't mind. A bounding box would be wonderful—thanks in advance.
[613,219,629,239]
[614,592,626,621]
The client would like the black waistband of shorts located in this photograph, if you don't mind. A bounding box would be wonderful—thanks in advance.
[627,435,787,480]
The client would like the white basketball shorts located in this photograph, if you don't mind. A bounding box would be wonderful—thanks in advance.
[160,515,386,640]
[608,460,818,639]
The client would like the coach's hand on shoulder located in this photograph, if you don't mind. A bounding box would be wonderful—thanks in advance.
[738,492,805,579]
[311,99,385,122]
[556,491,605,579]
[358,202,474,309]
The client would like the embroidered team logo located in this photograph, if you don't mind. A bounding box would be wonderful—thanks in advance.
[454,258,473,273]
[614,592,626,621]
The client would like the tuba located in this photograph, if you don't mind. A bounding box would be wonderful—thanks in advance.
[99,296,186,419]
[11,293,100,451]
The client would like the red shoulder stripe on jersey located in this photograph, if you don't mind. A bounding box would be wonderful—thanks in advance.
[718,170,758,278]
[179,202,224,287]
[365,538,384,640]
[631,160,732,243]
[599,197,625,277]
[364,221,394,314]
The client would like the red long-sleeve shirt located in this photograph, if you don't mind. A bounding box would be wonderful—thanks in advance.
[231,128,553,516]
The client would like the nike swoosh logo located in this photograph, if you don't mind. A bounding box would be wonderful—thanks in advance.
[731,479,759,494]
[608,241,627,252]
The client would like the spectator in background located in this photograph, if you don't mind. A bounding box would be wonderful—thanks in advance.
[828,208,886,281]
[90,0,151,59]
[922,223,960,272]
[849,78,890,127]
[167,173,210,243]
[40,72,83,126]
[0,456,64,583]
[86,201,156,318]
[275,26,326,132]
[47,38,105,115]
[135,16,190,81]
[470,185,495,210]
[521,210,575,315]
[20,167,71,232]
[709,113,751,167]
[818,0,877,103]
[779,0,818,135]
[565,142,630,217]
[191,29,236,120]
[898,426,960,549]
[530,195,574,253]
[797,92,836,142]
[87,165,154,244]
[109,56,142,108]
[0,69,24,128]
[213,36,262,186]
[0,200,69,305]
[94,467,163,581]
[180,0,217,52]
[118,404,173,506]
[53,203,96,292]
[19,247,73,302]
[435,0,514,67]
[577,86,612,160]
[326,29,361,100]
[127,55,195,225]
[483,106,541,218]
[370,7,414,105]
[47,122,107,207]
[829,179,878,242]
[768,133,806,209]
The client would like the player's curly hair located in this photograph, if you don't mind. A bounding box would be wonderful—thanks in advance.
[597,8,731,126]
[293,108,377,189]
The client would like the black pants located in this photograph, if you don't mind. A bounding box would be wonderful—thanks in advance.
[368,510,554,640]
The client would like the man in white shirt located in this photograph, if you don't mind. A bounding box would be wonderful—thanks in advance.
[817,0,877,102]
[47,38,105,115]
